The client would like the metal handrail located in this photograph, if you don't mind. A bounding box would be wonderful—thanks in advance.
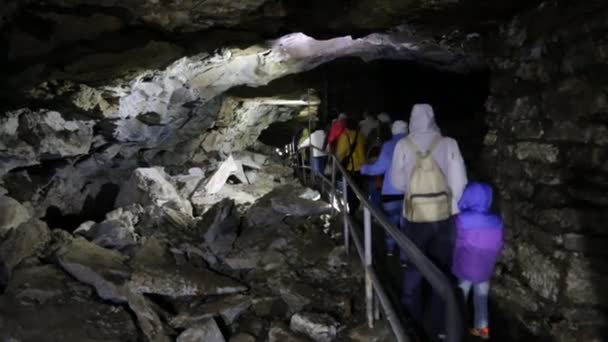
[293,143,463,342]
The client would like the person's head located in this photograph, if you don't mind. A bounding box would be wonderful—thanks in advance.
[391,120,408,136]
[409,103,440,134]
[459,181,494,213]
[377,112,391,124]
[338,113,347,121]
[346,117,359,130]
[364,112,374,120]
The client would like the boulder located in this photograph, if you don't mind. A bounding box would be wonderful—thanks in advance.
[0,109,94,176]
[129,238,247,298]
[199,199,240,255]
[55,237,131,302]
[0,219,51,284]
[0,196,30,233]
[516,242,561,302]
[126,289,171,342]
[115,167,193,215]
[348,321,393,342]
[268,323,309,342]
[170,294,251,328]
[177,319,225,342]
[565,256,608,307]
[290,312,338,342]
[0,265,139,342]
[84,219,138,250]
[229,333,256,342]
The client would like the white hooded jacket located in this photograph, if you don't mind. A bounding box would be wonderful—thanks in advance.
[390,104,467,215]
[298,129,327,157]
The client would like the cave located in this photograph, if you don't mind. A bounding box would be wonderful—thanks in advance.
[1,1,608,342]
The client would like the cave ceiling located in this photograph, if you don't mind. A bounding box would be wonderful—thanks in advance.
[1,0,542,99]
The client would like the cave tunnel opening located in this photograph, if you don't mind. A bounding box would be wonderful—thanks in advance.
[255,57,491,178]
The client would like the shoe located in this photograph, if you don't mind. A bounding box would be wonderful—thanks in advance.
[436,334,446,340]
[387,252,394,257]
[401,262,408,268]
[470,327,490,340]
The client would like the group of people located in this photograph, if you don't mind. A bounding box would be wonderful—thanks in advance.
[298,104,504,341]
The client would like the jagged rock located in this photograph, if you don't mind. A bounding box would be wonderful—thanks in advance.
[268,323,310,342]
[55,238,131,302]
[199,199,240,256]
[85,219,138,250]
[0,109,94,176]
[0,196,30,233]
[348,321,393,342]
[229,333,256,342]
[290,312,338,342]
[513,142,559,164]
[205,155,251,194]
[171,294,251,329]
[565,256,608,307]
[278,281,316,315]
[129,238,247,298]
[0,265,139,342]
[177,319,225,342]
[115,167,193,216]
[517,242,561,302]
[136,205,197,243]
[0,219,51,284]
[126,290,171,342]
[73,220,96,235]
[245,185,331,227]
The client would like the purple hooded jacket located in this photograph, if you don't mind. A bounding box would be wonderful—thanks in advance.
[452,182,504,283]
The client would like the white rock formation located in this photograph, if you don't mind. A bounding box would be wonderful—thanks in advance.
[0,196,31,233]
[115,167,193,216]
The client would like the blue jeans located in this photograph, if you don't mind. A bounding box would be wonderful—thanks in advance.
[459,280,490,329]
[401,217,456,336]
[383,200,406,263]
[311,156,327,175]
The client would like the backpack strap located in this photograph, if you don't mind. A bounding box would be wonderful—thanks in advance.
[404,136,443,157]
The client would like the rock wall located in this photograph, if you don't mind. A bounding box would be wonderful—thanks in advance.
[481,1,608,340]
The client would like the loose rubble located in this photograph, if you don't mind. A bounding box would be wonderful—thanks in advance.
[0,162,384,342]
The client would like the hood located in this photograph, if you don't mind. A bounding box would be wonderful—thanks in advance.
[409,104,440,134]
[392,120,408,135]
[459,181,493,213]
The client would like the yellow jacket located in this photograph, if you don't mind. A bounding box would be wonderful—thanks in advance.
[337,129,366,171]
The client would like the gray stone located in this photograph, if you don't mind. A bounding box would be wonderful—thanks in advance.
[491,275,541,313]
[86,219,137,250]
[268,323,309,342]
[290,312,338,342]
[170,295,251,328]
[126,289,171,342]
[177,319,225,342]
[517,242,561,302]
[563,234,608,255]
[0,264,139,342]
[565,256,608,307]
[0,109,94,176]
[129,238,247,298]
[348,321,393,342]
[115,167,193,216]
[229,333,256,342]
[199,199,240,256]
[513,142,559,164]
[0,196,30,233]
[55,237,131,302]
[0,219,50,283]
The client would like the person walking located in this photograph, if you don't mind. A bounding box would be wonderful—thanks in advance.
[337,117,366,213]
[298,124,328,175]
[390,103,467,340]
[327,113,347,153]
[360,120,409,265]
[452,181,504,340]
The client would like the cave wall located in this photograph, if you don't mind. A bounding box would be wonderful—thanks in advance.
[481,1,608,340]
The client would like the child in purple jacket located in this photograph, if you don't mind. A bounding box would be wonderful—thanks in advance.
[452,181,504,340]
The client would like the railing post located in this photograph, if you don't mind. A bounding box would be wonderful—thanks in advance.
[301,150,307,184]
[342,177,349,254]
[364,206,374,328]
[330,157,336,215]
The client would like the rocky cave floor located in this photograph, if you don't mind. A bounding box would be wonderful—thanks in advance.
[0,152,394,342]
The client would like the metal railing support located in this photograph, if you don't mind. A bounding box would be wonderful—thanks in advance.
[331,157,336,215]
[342,177,349,253]
[364,206,374,328]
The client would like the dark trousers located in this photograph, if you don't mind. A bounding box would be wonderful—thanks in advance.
[401,217,456,336]
[345,171,362,213]
[311,156,327,175]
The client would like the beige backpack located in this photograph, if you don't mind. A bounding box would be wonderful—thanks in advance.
[402,136,452,223]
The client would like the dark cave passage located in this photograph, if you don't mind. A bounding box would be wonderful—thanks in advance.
[256,58,491,178]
